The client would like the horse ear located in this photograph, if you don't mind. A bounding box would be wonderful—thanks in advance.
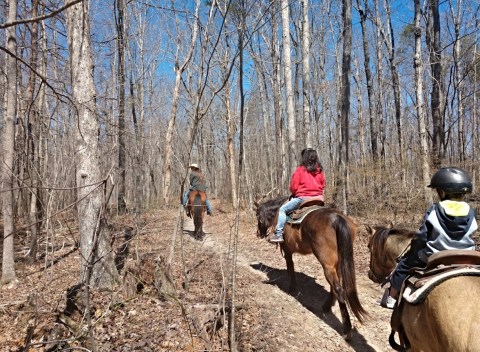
[388,221,394,228]
[365,225,374,235]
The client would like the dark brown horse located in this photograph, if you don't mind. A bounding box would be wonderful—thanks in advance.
[255,196,368,339]
[187,190,207,238]
[367,225,480,351]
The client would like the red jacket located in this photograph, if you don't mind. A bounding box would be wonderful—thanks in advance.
[289,165,325,198]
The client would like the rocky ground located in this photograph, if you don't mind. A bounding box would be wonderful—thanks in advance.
[0,202,421,352]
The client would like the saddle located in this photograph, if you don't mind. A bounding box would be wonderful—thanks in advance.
[389,250,480,351]
[287,197,325,224]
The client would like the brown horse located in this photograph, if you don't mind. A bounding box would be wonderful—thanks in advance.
[366,224,414,284]
[187,190,207,238]
[367,225,480,352]
[255,196,368,339]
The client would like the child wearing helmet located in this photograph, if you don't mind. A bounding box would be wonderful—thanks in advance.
[380,167,478,309]
[182,163,213,215]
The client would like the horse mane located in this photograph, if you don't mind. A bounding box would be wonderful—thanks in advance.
[371,226,415,258]
[257,195,289,226]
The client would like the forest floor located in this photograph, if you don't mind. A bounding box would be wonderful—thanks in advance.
[0,201,429,351]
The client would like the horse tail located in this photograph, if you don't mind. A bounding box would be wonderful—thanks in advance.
[333,214,369,323]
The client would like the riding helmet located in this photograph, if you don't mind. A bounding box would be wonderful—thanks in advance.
[428,167,472,194]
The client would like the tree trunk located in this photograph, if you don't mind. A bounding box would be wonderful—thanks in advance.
[357,0,378,163]
[65,0,118,288]
[414,0,432,205]
[26,0,41,261]
[450,0,464,163]
[281,0,297,173]
[1,0,18,285]
[269,2,286,188]
[383,0,405,184]
[338,0,352,213]
[427,0,445,167]
[116,0,127,214]
[301,0,312,148]
[373,0,386,163]
[163,0,200,206]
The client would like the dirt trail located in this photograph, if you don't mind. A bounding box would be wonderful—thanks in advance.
[0,207,396,351]
[184,211,395,352]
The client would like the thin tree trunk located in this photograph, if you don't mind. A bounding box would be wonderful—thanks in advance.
[427,0,445,167]
[357,0,378,162]
[414,0,432,205]
[473,37,478,186]
[450,0,464,164]
[353,55,367,188]
[269,2,286,188]
[383,0,404,184]
[163,0,200,206]
[338,0,352,213]
[26,0,40,261]
[373,0,386,162]
[116,0,127,214]
[281,0,297,173]
[301,0,312,147]
[249,38,273,187]
[2,0,18,285]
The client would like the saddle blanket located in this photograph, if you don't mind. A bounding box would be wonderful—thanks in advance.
[287,205,324,224]
[403,266,480,304]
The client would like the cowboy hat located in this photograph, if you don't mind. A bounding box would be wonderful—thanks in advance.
[189,163,199,169]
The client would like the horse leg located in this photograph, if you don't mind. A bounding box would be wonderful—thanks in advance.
[284,251,296,292]
[322,291,336,313]
[338,299,352,340]
[323,266,352,339]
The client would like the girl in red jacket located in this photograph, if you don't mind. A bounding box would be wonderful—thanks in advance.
[270,148,326,243]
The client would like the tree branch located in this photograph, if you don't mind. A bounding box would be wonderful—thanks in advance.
[0,0,83,29]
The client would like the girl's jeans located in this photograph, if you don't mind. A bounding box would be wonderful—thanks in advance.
[274,197,303,235]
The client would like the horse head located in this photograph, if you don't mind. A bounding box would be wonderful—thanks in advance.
[254,195,289,238]
[366,225,415,284]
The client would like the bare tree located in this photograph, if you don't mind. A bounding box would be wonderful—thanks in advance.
[25,0,41,261]
[301,0,312,147]
[281,0,297,173]
[426,0,445,167]
[65,0,118,287]
[163,0,200,206]
[357,0,378,163]
[1,0,18,286]
[339,0,352,213]
[116,0,127,214]
[268,1,287,188]
[449,0,465,163]
[383,0,405,183]
[414,0,432,205]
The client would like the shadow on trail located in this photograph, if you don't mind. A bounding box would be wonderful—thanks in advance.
[250,262,377,352]
[183,228,207,241]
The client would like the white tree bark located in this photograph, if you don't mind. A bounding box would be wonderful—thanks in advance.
[1,0,18,285]
[281,0,297,173]
[301,0,312,147]
[163,0,200,206]
[414,0,432,205]
[65,0,118,287]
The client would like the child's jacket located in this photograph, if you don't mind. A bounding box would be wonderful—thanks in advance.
[417,200,478,262]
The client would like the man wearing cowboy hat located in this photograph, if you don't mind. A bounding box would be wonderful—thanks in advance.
[182,163,213,215]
